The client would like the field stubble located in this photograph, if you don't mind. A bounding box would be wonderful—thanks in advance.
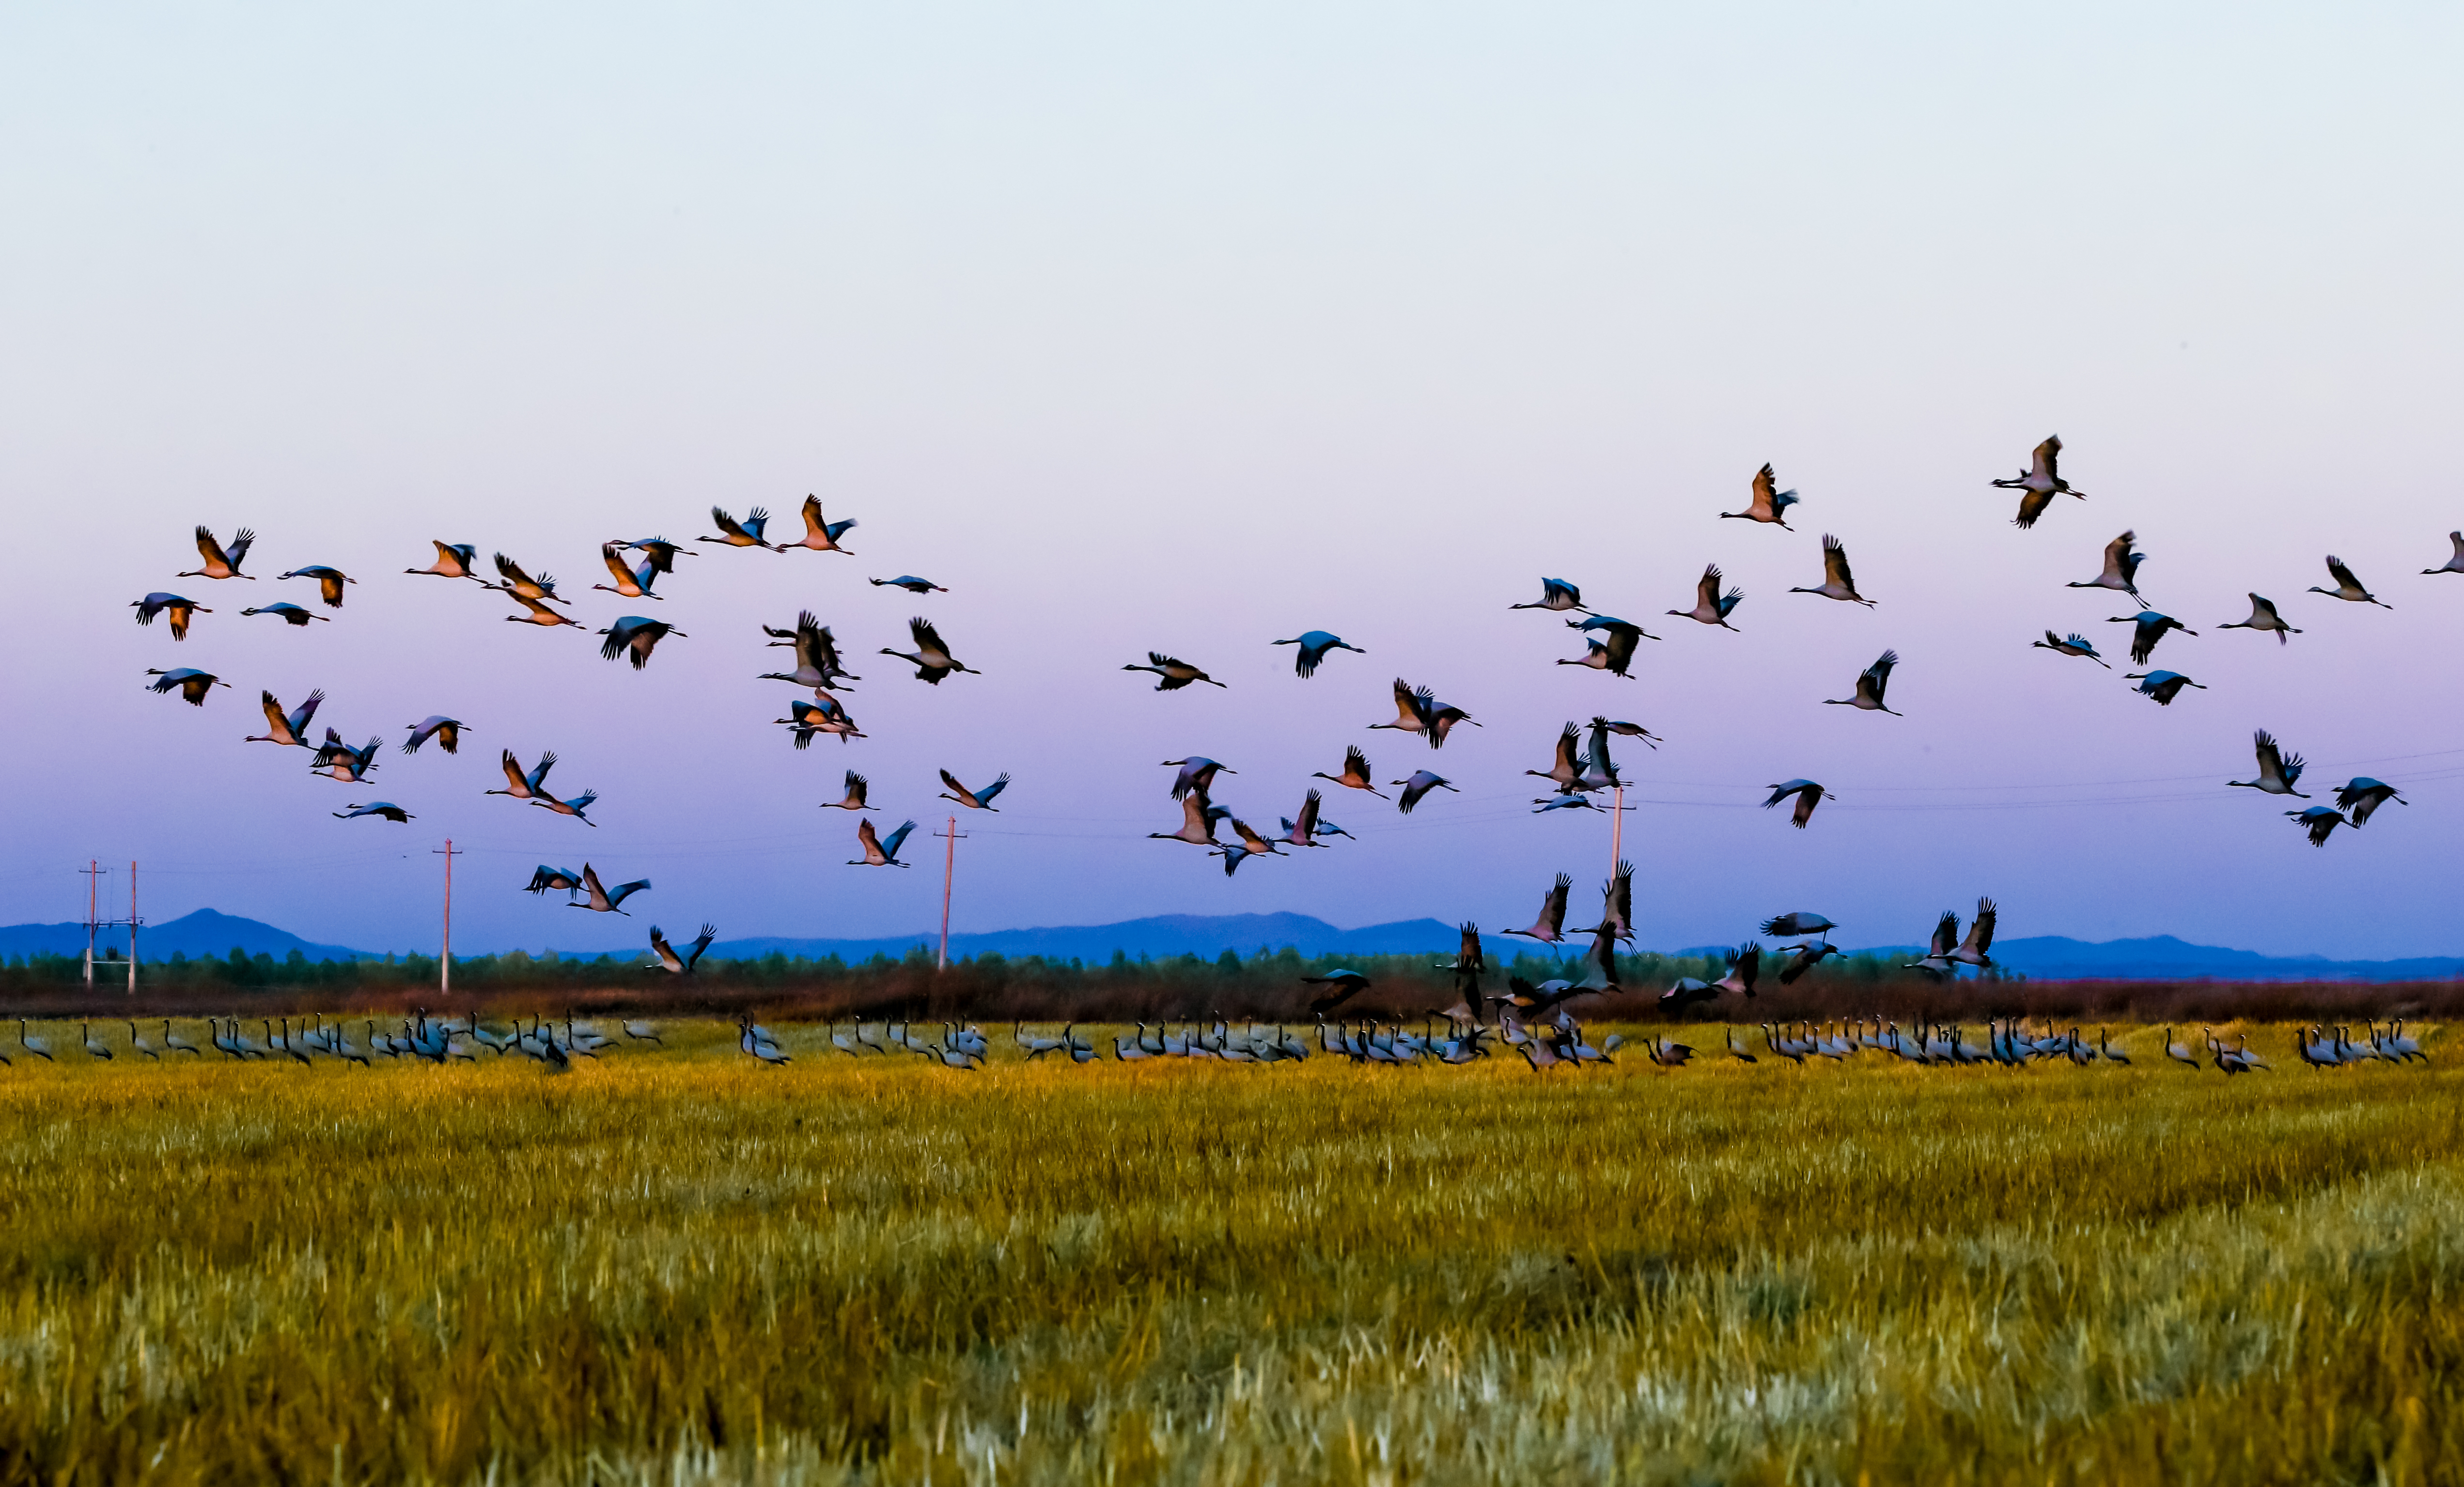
[0,1020,2455,1485]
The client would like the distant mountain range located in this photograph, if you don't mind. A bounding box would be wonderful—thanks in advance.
[0,909,373,964]
[0,910,2456,982]
[702,913,1464,963]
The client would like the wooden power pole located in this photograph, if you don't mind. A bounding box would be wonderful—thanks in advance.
[932,816,967,971]
[434,840,463,994]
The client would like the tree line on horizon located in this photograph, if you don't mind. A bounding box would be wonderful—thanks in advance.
[1,940,2454,1025]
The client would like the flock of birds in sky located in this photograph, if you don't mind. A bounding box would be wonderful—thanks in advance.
[122,436,2457,977]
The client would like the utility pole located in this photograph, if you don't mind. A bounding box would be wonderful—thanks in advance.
[79,861,105,989]
[1609,784,1624,883]
[127,861,139,996]
[932,815,967,971]
[433,840,463,995]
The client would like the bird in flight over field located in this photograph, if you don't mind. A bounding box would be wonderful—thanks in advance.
[2032,631,2111,666]
[277,565,355,608]
[1271,630,1366,677]
[569,863,652,912]
[2308,556,2390,609]
[486,750,557,801]
[2109,610,2195,665]
[880,617,977,683]
[2067,531,2148,607]
[2123,670,2205,704]
[1823,650,1902,714]
[2226,731,2309,797]
[938,770,1011,811]
[332,802,412,823]
[2334,778,2405,825]
[131,593,209,640]
[145,668,227,705]
[849,819,917,867]
[1993,436,2085,528]
[598,617,685,669]
[245,689,324,748]
[593,544,663,601]
[179,526,257,581]
[1762,779,1833,829]
[821,771,876,812]
[1668,565,1744,629]
[2217,594,2300,644]
[406,541,482,579]
[1391,771,1458,814]
[1122,653,1225,690]
[1720,463,1799,529]
[1790,535,1877,607]
[699,506,774,548]
[778,495,857,554]
[401,717,465,755]
[240,602,328,627]
[1509,578,1588,613]
[648,924,717,974]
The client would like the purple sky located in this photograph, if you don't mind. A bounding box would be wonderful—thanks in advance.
[3,5,2460,959]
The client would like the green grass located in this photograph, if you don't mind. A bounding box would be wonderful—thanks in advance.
[0,1019,2455,1485]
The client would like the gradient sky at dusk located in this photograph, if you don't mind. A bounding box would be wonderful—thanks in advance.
[4,4,2460,958]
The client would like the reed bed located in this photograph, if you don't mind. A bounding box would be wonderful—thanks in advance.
[0,1019,2453,1485]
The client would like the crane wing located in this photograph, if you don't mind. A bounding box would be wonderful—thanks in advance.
[2104,530,2134,578]
[1179,791,1215,838]
[1965,898,1997,955]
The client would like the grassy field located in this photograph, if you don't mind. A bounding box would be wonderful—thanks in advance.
[0,1018,2454,1485]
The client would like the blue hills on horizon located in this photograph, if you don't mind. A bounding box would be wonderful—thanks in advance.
[0,908,2458,983]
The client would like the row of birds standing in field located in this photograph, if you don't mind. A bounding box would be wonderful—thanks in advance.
[7,1008,2427,1075]
[1698,1017,2429,1072]
[731,1011,2433,1073]
[5,1012,663,1067]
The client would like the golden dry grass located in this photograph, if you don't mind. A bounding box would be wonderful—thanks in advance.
[0,1018,2455,1485]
